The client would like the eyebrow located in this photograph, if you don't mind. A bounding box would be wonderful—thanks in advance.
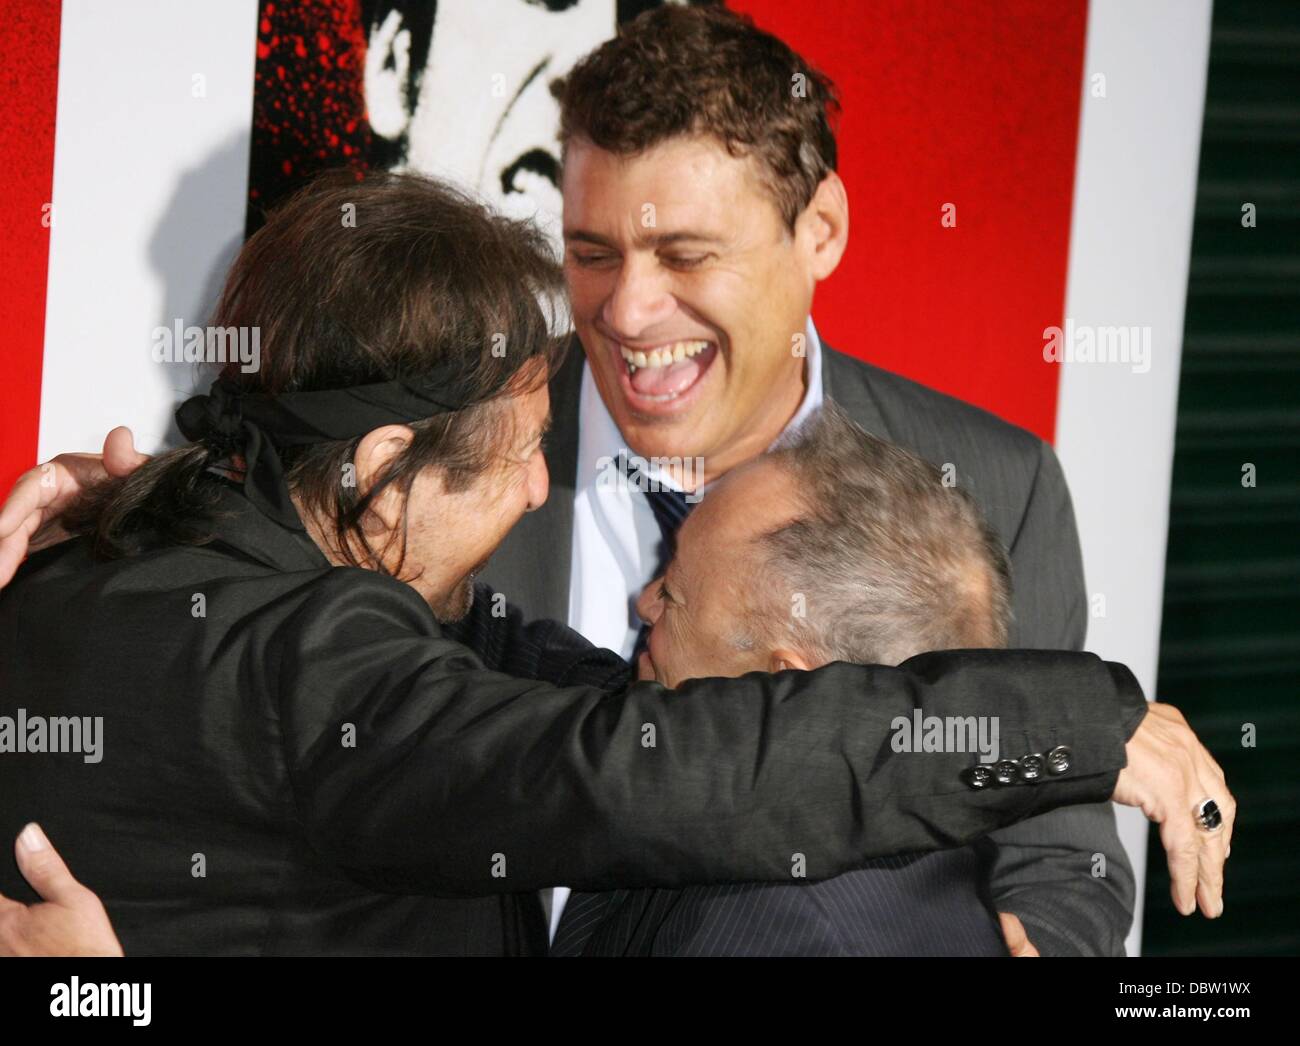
[511,410,551,458]
[563,229,725,249]
[533,410,553,445]
[660,576,681,606]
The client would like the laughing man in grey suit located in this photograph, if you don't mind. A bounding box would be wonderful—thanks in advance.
[478,6,1135,955]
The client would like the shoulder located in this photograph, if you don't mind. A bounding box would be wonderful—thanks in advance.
[117,545,446,652]
[272,565,442,641]
[821,345,1059,521]
[824,345,1045,461]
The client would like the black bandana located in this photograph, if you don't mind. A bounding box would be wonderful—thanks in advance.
[175,368,478,531]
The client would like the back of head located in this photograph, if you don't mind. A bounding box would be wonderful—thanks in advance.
[757,402,1012,665]
[73,169,568,569]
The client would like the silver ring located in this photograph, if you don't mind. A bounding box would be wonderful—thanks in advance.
[1195,797,1223,833]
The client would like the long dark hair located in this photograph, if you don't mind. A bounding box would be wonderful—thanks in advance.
[70,170,568,575]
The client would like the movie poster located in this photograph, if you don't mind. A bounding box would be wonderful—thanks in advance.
[246,0,683,242]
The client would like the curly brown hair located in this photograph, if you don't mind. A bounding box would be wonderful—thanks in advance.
[551,4,841,230]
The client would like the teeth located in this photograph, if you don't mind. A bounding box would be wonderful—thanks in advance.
[619,340,711,372]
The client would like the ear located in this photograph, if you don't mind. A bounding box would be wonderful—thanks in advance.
[769,648,816,673]
[364,9,414,141]
[353,423,417,533]
[795,171,850,282]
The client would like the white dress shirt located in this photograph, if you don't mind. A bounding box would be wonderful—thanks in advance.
[545,318,826,942]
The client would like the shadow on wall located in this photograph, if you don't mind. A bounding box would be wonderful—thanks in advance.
[145,131,249,449]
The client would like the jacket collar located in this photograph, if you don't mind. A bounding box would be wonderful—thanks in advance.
[819,339,893,441]
[544,335,584,492]
[207,479,332,574]
[473,338,583,623]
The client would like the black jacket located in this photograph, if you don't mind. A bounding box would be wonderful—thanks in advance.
[0,482,1144,955]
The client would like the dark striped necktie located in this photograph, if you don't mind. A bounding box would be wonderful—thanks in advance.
[550,455,697,956]
[618,452,695,657]
[617,451,694,577]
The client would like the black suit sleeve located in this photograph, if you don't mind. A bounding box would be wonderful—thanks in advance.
[978,439,1137,956]
[277,569,1144,896]
[442,583,632,690]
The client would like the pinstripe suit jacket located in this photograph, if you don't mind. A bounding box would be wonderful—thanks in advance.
[554,851,1008,957]
[481,336,1136,957]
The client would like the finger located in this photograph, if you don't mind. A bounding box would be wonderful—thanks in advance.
[1194,815,1227,918]
[0,509,43,587]
[1205,761,1236,855]
[1221,788,1237,855]
[0,905,32,957]
[998,912,1036,957]
[103,428,148,477]
[1159,816,1200,916]
[14,823,84,907]
[1208,783,1235,859]
[1193,786,1228,919]
[1196,836,1227,919]
[0,466,52,543]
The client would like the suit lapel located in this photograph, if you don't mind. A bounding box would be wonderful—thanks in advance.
[478,336,583,624]
[820,341,893,442]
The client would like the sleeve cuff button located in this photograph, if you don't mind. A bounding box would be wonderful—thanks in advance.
[1046,745,1073,776]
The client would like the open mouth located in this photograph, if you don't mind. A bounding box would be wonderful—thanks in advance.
[612,338,719,413]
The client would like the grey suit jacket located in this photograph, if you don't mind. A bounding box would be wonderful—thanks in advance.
[481,336,1136,956]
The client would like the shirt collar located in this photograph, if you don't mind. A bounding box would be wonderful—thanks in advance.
[782,316,825,445]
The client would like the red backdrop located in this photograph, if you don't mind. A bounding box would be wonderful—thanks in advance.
[0,0,1088,492]
[732,0,1088,442]
[0,0,61,493]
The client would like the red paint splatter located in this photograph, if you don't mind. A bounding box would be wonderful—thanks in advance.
[247,0,372,233]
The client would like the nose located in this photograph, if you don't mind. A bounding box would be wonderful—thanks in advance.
[636,576,664,626]
[526,452,550,512]
[603,254,676,338]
